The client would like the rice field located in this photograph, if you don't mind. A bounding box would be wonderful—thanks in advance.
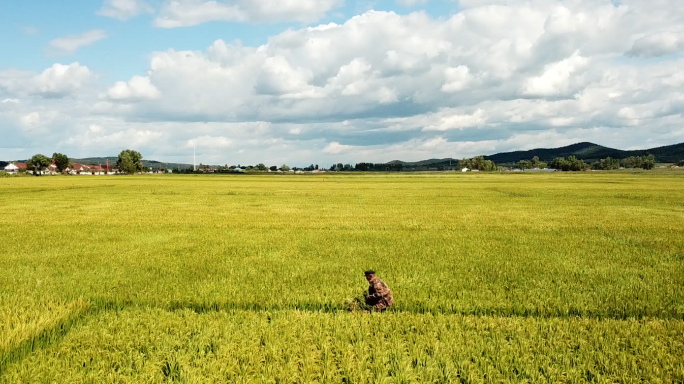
[1,172,683,383]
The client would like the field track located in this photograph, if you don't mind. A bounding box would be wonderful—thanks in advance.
[1,172,683,382]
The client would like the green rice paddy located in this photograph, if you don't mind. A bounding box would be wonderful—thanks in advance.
[1,172,683,383]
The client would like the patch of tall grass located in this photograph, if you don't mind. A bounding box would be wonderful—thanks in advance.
[4,309,683,383]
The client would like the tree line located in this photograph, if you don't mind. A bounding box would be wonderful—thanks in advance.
[10,150,144,175]
[23,153,71,174]
[549,156,586,171]
[518,156,547,170]
[456,154,663,172]
[354,163,403,171]
[517,155,656,171]
[177,163,313,173]
[5,150,682,176]
[459,156,498,171]
[591,155,655,170]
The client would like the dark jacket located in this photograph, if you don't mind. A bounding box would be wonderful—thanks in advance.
[366,276,394,310]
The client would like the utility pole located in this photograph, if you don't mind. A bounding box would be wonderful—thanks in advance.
[193,147,196,172]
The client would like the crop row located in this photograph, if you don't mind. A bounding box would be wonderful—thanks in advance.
[3,308,683,383]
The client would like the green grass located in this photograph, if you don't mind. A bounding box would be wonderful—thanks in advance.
[1,172,683,382]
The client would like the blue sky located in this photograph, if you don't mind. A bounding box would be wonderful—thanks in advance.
[0,0,457,82]
[1,0,683,166]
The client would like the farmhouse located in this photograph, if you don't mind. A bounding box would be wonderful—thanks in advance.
[4,163,20,174]
[71,164,91,175]
[90,165,106,175]
[5,163,30,174]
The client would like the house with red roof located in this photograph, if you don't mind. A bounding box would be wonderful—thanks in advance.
[90,165,106,175]
[70,164,91,175]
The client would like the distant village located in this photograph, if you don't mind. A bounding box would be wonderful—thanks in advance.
[5,160,679,176]
[4,162,140,176]
[1,150,681,176]
[1,161,332,175]
[1,159,339,176]
[3,162,126,175]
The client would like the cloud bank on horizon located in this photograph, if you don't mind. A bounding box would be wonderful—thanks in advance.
[1,0,684,166]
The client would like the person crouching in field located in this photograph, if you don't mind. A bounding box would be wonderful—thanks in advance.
[365,270,394,312]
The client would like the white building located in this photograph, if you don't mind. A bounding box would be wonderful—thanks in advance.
[4,163,19,174]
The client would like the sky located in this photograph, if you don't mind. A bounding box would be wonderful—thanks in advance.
[1,0,684,167]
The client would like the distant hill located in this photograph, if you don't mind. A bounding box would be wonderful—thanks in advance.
[388,142,684,167]
[483,142,684,164]
[387,158,459,167]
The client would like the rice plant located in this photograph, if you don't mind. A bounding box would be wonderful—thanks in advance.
[1,172,683,382]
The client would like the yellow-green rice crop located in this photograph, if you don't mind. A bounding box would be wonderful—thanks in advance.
[1,172,683,382]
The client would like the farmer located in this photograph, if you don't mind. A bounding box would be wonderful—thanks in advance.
[364,270,394,312]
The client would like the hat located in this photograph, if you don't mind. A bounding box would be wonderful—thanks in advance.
[364,270,376,276]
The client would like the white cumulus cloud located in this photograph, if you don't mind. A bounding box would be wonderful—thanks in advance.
[423,109,487,131]
[32,63,92,97]
[323,141,353,154]
[107,76,161,101]
[442,65,472,93]
[4,1,684,165]
[522,53,588,97]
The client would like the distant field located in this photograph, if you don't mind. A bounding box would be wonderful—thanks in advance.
[1,173,683,383]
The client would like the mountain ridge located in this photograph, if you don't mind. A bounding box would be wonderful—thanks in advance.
[388,142,684,167]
